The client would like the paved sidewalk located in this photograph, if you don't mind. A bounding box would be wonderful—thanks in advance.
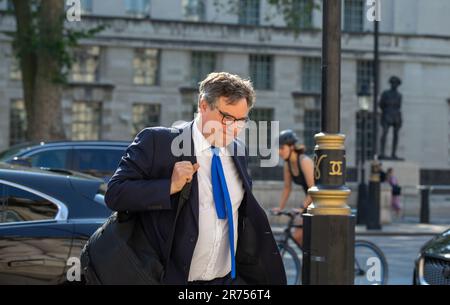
[271,222,449,236]
[355,223,449,236]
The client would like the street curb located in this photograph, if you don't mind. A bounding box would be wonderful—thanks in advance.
[354,232,439,236]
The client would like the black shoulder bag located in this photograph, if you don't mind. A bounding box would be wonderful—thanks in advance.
[80,180,192,285]
[392,184,401,196]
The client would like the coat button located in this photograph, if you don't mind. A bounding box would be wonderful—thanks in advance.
[189,236,195,243]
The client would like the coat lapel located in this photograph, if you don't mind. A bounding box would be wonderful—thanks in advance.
[229,140,252,193]
[179,121,199,230]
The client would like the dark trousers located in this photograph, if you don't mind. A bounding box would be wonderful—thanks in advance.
[188,273,247,285]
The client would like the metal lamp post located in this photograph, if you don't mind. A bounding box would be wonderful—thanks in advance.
[366,11,382,231]
[302,0,355,285]
[356,86,371,225]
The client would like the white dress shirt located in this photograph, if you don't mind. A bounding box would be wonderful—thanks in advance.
[188,117,245,281]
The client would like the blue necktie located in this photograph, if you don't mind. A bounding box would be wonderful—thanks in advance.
[210,146,236,279]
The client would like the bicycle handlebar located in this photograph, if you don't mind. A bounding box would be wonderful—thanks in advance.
[269,208,306,218]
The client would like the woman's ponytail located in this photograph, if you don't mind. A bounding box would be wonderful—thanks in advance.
[293,143,306,154]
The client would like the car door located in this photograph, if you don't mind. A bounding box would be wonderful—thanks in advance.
[0,181,73,284]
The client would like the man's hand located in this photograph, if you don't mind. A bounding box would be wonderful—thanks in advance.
[170,161,200,195]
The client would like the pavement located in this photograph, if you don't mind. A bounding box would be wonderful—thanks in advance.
[361,235,431,285]
[355,223,449,236]
[271,222,448,236]
[271,220,449,285]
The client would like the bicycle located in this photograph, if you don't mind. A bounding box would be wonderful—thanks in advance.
[270,209,389,285]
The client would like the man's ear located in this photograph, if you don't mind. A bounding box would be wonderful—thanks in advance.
[198,99,209,113]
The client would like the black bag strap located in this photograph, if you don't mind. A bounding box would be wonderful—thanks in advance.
[165,181,192,264]
[164,127,194,267]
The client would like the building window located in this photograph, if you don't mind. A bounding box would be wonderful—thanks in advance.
[293,0,313,29]
[133,48,159,86]
[191,51,216,87]
[344,0,364,32]
[247,107,274,165]
[304,109,321,155]
[131,103,161,136]
[183,0,206,21]
[125,0,150,17]
[71,101,102,140]
[65,0,92,14]
[9,99,27,146]
[6,0,14,11]
[238,0,260,26]
[71,46,100,83]
[249,54,273,90]
[81,0,93,14]
[180,88,199,121]
[356,111,375,162]
[357,60,373,94]
[302,57,321,93]
[9,57,22,81]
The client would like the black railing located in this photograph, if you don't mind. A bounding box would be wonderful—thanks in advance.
[418,185,450,224]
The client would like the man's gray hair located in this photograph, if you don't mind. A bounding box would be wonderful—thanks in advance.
[198,72,255,109]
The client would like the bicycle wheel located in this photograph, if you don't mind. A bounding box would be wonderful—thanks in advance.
[354,240,389,285]
[277,242,302,285]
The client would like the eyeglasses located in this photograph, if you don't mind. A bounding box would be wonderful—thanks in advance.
[216,108,249,129]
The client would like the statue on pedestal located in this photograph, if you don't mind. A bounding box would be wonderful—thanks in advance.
[379,76,403,160]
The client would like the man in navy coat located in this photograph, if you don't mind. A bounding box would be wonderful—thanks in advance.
[105,72,286,285]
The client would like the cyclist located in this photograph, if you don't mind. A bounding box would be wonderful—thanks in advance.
[272,129,315,246]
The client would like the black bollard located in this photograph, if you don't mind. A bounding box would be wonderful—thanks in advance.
[420,187,430,224]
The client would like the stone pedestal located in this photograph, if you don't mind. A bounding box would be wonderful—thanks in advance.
[380,182,392,224]
[364,160,420,219]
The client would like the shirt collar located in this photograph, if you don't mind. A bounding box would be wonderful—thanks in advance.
[193,116,214,155]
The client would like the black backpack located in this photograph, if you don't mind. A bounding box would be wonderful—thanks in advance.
[80,181,192,285]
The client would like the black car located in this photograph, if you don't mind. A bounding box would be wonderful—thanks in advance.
[0,141,129,182]
[413,228,450,285]
[0,162,111,284]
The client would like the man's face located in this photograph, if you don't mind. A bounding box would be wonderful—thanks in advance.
[197,96,249,147]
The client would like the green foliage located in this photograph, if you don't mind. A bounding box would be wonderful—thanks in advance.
[267,0,320,32]
[213,0,321,35]
[57,23,106,83]
[5,0,105,84]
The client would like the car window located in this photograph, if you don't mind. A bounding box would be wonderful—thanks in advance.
[0,183,59,223]
[0,184,6,222]
[73,148,124,178]
[0,146,26,162]
[27,149,70,169]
